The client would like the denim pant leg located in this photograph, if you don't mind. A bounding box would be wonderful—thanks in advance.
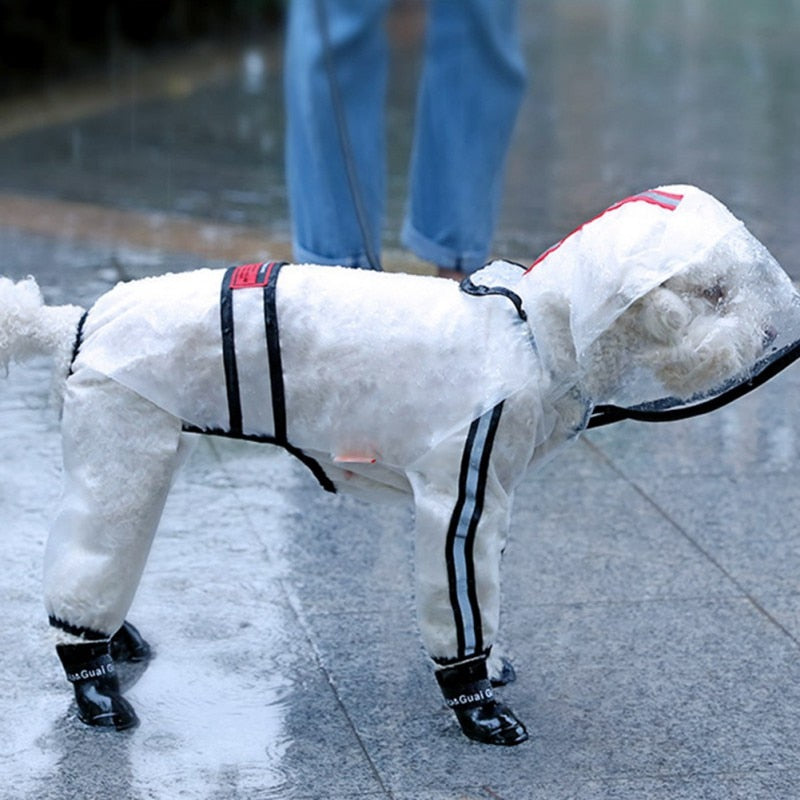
[402,0,527,271]
[284,0,392,267]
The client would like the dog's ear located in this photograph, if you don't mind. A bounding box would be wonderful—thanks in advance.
[636,286,692,345]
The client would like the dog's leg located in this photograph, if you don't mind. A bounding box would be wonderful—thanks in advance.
[409,408,528,746]
[43,370,184,729]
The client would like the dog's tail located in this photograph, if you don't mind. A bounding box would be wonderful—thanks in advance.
[0,276,85,397]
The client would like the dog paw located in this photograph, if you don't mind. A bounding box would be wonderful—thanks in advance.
[57,638,141,731]
[435,656,527,745]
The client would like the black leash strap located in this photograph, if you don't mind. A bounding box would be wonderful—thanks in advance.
[220,265,243,435]
[313,0,382,271]
[67,310,89,376]
[261,261,289,442]
[459,279,528,322]
[588,338,800,428]
[459,264,529,322]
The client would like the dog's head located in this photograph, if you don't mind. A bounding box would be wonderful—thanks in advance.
[627,230,798,397]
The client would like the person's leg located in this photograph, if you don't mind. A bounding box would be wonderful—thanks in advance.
[284,0,392,267]
[45,370,185,728]
[409,407,527,745]
[402,0,527,273]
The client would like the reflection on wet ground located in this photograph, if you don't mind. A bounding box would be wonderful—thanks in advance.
[2,1,800,798]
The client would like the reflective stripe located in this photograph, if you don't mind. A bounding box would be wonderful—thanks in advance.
[634,188,683,210]
[446,402,504,660]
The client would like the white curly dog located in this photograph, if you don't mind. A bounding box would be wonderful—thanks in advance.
[1,185,797,745]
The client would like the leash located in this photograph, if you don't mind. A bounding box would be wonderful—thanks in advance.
[313,0,382,271]
[587,337,800,428]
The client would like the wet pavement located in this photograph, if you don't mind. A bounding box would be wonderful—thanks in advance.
[2,1,800,798]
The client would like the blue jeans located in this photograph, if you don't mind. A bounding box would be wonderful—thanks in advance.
[284,0,527,271]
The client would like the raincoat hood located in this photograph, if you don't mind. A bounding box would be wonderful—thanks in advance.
[484,184,800,409]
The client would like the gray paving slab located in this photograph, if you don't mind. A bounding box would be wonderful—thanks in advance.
[304,594,800,793]
[584,367,800,481]
[508,464,738,605]
[564,774,800,800]
[499,599,800,787]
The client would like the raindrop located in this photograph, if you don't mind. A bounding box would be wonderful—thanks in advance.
[242,49,267,95]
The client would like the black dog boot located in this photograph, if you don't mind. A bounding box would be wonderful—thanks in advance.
[110,620,151,663]
[436,658,528,746]
[56,640,139,731]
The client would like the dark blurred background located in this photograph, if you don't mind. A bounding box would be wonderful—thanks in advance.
[1,0,286,95]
